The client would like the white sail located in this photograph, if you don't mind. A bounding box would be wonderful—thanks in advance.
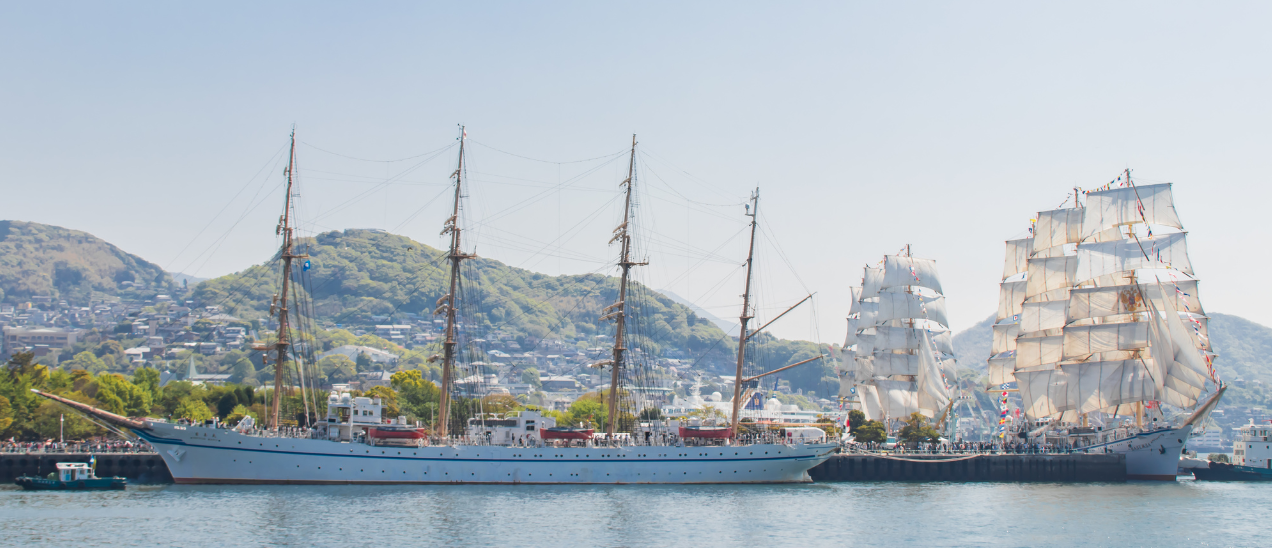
[1025,256,1077,299]
[991,322,1020,355]
[857,300,880,329]
[1075,232,1193,281]
[916,330,950,417]
[1147,283,1213,407]
[1080,183,1183,240]
[1015,331,1064,369]
[876,379,919,419]
[872,353,919,377]
[876,292,949,327]
[987,355,1017,385]
[873,326,954,355]
[1067,283,1204,322]
[843,318,859,347]
[855,355,876,380]
[1003,238,1034,278]
[861,267,885,299]
[1020,300,1069,332]
[1033,207,1084,250]
[1059,360,1158,415]
[1062,322,1149,359]
[997,280,1029,322]
[1016,368,1067,419]
[859,383,882,422]
[881,255,944,295]
[856,331,876,357]
[848,287,864,315]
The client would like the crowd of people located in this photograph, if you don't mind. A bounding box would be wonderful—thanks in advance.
[1,439,153,454]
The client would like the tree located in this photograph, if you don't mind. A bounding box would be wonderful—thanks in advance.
[639,407,663,420]
[521,367,542,390]
[173,397,213,421]
[355,352,373,372]
[133,367,160,405]
[94,373,152,417]
[229,358,255,383]
[848,410,866,432]
[216,392,240,418]
[226,404,256,424]
[1208,453,1231,463]
[898,412,941,446]
[854,420,887,444]
[480,394,519,414]
[365,386,400,418]
[391,370,441,419]
[565,398,607,429]
[65,351,106,373]
[320,355,357,383]
[0,395,12,433]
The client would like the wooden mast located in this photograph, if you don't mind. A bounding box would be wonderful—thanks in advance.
[730,189,759,438]
[605,135,640,438]
[437,126,471,441]
[270,128,304,430]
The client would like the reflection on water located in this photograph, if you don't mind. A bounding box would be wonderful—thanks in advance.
[0,480,1263,546]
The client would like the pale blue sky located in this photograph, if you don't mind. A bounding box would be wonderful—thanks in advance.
[3,2,1270,344]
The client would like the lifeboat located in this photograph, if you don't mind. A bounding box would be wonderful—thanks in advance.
[366,424,426,440]
[540,426,594,440]
[679,425,732,439]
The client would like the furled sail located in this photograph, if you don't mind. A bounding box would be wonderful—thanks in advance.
[1080,183,1183,240]
[1074,232,1193,281]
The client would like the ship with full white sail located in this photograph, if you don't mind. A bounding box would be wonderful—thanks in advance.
[836,247,956,434]
[987,172,1225,480]
[35,130,836,484]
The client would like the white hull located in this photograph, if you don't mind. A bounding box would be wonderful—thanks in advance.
[136,421,836,485]
[1081,424,1193,480]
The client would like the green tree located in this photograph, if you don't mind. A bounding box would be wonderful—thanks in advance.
[365,385,400,418]
[229,358,255,383]
[133,367,160,405]
[173,397,213,421]
[0,395,12,432]
[898,412,941,446]
[65,351,106,373]
[848,409,866,432]
[355,352,373,372]
[854,420,887,444]
[216,392,240,418]
[94,373,152,417]
[320,355,357,383]
[390,369,441,419]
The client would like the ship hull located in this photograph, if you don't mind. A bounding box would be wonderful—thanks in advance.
[1079,424,1193,481]
[1192,462,1272,482]
[136,422,835,485]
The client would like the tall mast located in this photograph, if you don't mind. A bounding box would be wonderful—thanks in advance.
[270,128,302,430]
[730,189,759,438]
[437,126,471,440]
[605,134,640,438]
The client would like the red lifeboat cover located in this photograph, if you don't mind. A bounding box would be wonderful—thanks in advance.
[540,427,594,440]
[679,426,733,439]
[367,426,426,440]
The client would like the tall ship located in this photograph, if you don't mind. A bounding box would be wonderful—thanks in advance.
[836,248,956,431]
[987,172,1225,479]
[36,130,836,484]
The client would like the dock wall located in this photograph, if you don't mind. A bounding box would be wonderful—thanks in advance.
[1,453,173,483]
[809,453,1126,482]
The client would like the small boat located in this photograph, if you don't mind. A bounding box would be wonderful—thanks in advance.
[1191,420,1272,481]
[679,425,732,439]
[540,426,594,440]
[15,461,126,491]
[366,424,427,440]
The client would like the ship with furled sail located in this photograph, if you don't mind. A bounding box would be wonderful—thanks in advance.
[986,172,1224,480]
[34,130,837,484]
[835,247,957,435]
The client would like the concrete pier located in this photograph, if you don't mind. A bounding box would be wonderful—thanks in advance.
[2,453,173,483]
[809,453,1126,482]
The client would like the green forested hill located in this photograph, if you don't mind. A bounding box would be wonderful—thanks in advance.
[192,229,838,393]
[0,220,176,303]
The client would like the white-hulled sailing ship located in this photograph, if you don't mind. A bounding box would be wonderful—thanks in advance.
[988,172,1225,480]
[36,131,836,484]
[836,248,956,432]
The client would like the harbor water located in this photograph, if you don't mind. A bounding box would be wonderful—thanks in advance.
[0,480,1264,546]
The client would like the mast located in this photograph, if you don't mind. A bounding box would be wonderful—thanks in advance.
[437,126,471,441]
[730,189,759,438]
[605,135,640,438]
[270,129,303,430]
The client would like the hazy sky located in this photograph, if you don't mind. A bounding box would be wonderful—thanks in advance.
[4,2,1270,346]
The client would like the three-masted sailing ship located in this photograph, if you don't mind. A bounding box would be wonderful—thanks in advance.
[35,130,837,484]
[987,172,1225,479]
[836,248,956,432]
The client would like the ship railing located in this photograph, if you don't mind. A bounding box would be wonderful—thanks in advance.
[1,442,154,454]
